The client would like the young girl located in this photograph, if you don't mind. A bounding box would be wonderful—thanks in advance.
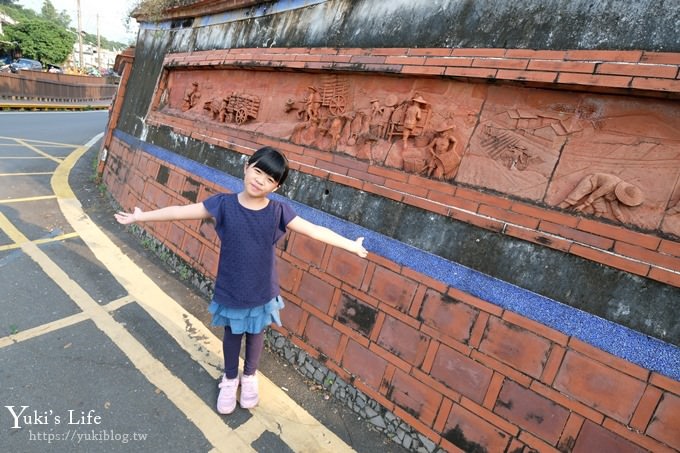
[114,147,368,415]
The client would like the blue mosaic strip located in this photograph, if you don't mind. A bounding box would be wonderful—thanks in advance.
[113,129,680,382]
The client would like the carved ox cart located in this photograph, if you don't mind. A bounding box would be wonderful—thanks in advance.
[321,75,350,116]
[204,93,261,125]
[226,93,260,124]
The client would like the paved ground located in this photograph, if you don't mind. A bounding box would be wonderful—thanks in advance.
[0,112,408,452]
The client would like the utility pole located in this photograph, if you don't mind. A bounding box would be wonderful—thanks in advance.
[77,0,83,71]
[97,13,101,71]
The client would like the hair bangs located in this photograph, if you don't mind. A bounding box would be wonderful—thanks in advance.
[248,147,289,185]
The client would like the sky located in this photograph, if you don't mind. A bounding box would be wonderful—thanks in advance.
[16,0,140,44]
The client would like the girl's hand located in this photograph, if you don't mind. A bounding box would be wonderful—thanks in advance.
[114,207,142,225]
[353,237,368,258]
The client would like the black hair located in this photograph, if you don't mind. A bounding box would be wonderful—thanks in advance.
[247,146,289,185]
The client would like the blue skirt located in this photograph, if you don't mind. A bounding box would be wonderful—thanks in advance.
[208,296,284,334]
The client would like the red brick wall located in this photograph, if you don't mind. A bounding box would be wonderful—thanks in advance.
[102,136,680,452]
[150,47,680,289]
[163,47,680,98]
[102,46,680,452]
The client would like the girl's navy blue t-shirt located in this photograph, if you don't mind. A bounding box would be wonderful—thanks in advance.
[203,193,297,308]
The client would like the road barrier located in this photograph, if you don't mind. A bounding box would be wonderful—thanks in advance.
[0,71,117,105]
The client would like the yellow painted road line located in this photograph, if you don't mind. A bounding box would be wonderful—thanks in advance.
[0,311,90,349]
[14,138,63,163]
[0,209,255,453]
[53,136,356,452]
[0,232,79,252]
[0,295,135,349]
[34,232,79,244]
[0,135,79,147]
[102,294,137,312]
[0,172,54,176]
[0,156,57,159]
[0,195,57,204]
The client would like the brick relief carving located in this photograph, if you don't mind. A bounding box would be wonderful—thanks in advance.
[544,98,680,231]
[456,89,568,201]
[153,68,479,182]
[150,66,680,233]
[283,79,480,182]
[181,81,201,112]
[204,93,260,124]
[557,173,644,222]
[661,193,680,237]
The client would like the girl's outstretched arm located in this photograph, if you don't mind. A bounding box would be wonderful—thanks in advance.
[287,216,368,258]
[114,203,212,225]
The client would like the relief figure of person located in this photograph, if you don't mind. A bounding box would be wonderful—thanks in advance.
[424,123,461,180]
[558,173,644,222]
[305,86,322,123]
[182,82,201,112]
[402,95,427,151]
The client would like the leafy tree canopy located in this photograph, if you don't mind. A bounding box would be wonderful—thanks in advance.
[4,19,75,64]
[0,3,39,24]
[1,2,126,50]
[40,0,71,29]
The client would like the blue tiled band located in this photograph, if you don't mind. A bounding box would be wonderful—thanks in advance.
[113,129,680,381]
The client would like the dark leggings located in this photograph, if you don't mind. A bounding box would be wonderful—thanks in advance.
[222,326,265,379]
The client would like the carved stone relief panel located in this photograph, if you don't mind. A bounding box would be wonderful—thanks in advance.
[455,87,569,201]
[663,190,680,237]
[151,66,680,233]
[545,98,680,230]
[285,74,483,180]
[153,68,484,181]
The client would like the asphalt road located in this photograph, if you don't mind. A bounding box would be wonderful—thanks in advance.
[0,110,408,452]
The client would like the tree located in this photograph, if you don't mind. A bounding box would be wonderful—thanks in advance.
[40,0,70,28]
[4,19,75,64]
[0,2,40,26]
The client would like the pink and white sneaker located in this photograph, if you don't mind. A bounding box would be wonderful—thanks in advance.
[239,373,259,409]
[217,375,239,414]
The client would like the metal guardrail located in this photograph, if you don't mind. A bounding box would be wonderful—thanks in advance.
[0,71,117,104]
